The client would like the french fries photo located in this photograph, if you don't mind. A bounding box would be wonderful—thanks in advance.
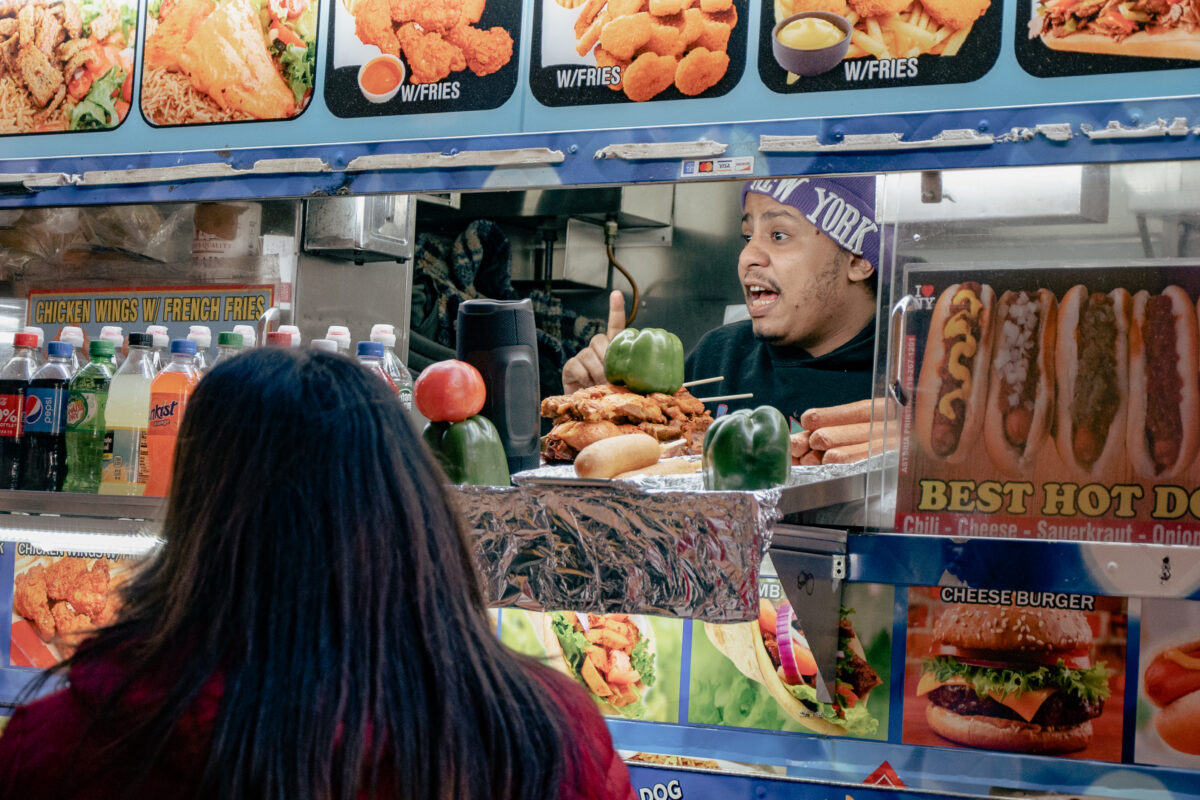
[774,0,988,80]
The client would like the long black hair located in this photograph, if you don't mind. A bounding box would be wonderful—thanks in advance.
[41,348,571,799]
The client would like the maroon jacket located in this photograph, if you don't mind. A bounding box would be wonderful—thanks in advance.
[0,654,635,800]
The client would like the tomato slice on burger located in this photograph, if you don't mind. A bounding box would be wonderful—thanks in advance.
[932,643,1092,670]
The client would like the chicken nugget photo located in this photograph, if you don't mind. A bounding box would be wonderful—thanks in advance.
[324,0,521,117]
[530,0,747,106]
[758,0,1001,93]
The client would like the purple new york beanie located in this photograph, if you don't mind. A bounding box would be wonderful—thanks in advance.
[741,176,880,268]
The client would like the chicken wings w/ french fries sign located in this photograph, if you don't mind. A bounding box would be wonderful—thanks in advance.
[759,0,1001,91]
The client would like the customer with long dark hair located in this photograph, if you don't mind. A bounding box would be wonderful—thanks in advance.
[0,348,634,800]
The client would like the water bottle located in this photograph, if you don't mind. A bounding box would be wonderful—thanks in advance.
[310,339,338,354]
[188,325,212,373]
[0,333,39,488]
[370,324,414,412]
[208,332,244,371]
[278,324,302,347]
[100,326,125,369]
[20,341,73,491]
[146,325,170,372]
[21,327,45,367]
[357,341,397,395]
[100,333,155,496]
[59,326,85,375]
[325,326,351,354]
[144,340,199,498]
[64,340,115,494]
[233,324,257,349]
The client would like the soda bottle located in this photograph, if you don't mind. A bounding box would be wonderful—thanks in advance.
[208,332,244,371]
[144,339,199,498]
[146,325,170,372]
[325,326,351,354]
[310,339,338,354]
[265,331,293,347]
[20,341,72,491]
[278,324,302,347]
[21,327,45,367]
[357,341,398,395]
[233,324,257,348]
[59,326,85,374]
[0,333,38,488]
[64,340,115,494]
[370,324,414,412]
[100,326,125,370]
[188,325,212,373]
[100,333,156,496]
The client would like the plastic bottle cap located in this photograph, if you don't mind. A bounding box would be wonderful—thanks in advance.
[357,341,384,358]
[60,326,85,345]
[100,325,123,338]
[310,339,338,353]
[151,334,169,348]
[325,326,351,349]
[266,331,292,346]
[89,340,115,357]
[370,326,397,347]
[233,325,257,347]
[47,341,72,359]
[217,332,243,347]
[278,325,301,346]
[187,325,212,347]
[22,327,44,346]
[127,333,153,348]
[170,339,197,355]
[146,325,168,335]
[13,333,37,348]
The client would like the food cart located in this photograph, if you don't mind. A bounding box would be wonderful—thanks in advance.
[2,0,1200,797]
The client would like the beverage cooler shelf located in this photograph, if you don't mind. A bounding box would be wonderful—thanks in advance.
[0,492,161,548]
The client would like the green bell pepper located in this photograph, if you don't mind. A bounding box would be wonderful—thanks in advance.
[702,406,791,491]
[422,414,511,487]
[604,328,685,395]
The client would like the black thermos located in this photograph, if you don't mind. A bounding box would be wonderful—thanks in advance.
[456,298,540,474]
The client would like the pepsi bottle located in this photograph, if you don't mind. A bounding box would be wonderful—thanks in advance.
[20,341,72,491]
[0,332,38,489]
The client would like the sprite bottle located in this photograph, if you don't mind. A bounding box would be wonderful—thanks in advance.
[64,340,115,493]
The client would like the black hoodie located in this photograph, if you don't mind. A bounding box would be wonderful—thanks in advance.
[684,320,876,423]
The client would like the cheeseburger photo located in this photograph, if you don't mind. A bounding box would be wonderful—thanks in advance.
[918,604,1111,754]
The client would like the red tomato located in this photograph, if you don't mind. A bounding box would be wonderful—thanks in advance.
[121,70,133,102]
[414,360,486,422]
[792,643,818,677]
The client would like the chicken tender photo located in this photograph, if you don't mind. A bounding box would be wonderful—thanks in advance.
[567,0,740,101]
[10,555,128,662]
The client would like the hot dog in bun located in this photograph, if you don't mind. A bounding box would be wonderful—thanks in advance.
[1030,0,1200,61]
[917,282,996,463]
[707,599,882,737]
[1144,639,1200,756]
[1054,285,1131,478]
[984,289,1058,475]
[1127,286,1200,479]
[918,604,1111,754]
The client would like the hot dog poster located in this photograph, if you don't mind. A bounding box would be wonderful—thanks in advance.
[894,264,1200,545]
[1137,598,1200,768]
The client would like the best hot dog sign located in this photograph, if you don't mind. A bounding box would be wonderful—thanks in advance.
[894,264,1200,545]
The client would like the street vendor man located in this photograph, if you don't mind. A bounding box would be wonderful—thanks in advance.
[561,175,881,424]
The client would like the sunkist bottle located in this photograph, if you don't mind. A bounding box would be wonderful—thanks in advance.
[233,324,257,349]
[357,341,398,395]
[99,326,125,370]
[0,333,39,489]
[144,339,199,498]
[64,340,115,494]
[188,325,212,373]
[59,326,85,374]
[207,332,244,371]
[21,327,45,367]
[146,325,170,372]
[100,333,156,496]
[325,326,351,354]
[370,324,414,412]
[20,341,73,491]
